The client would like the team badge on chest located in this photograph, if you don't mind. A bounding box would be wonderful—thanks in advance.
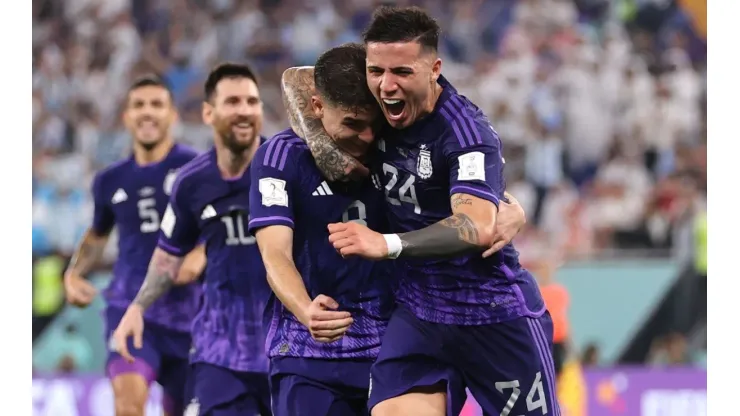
[416,144,433,179]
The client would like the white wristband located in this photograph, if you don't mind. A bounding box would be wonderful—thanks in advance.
[383,234,403,259]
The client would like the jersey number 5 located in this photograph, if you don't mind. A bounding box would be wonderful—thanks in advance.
[138,198,160,233]
[382,163,421,214]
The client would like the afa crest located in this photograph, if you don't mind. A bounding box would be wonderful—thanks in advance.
[416,144,433,179]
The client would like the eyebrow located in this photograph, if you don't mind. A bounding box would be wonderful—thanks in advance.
[368,65,414,71]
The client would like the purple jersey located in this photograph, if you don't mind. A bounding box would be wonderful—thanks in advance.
[248,130,393,360]
[92,143,201,332]
[158,146,271,373]
[374,76,545,326]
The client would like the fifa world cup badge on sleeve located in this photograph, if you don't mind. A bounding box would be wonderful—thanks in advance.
[457,151,486,181]
[259,177,288,207]
[417,144,433,179]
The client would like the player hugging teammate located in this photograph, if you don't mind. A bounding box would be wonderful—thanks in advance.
[64,5,556,416]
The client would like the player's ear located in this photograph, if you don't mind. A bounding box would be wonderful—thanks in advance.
[310,96,324,119]
[202,101,213,125]
[169,106,179,124]
[431,57,442,83]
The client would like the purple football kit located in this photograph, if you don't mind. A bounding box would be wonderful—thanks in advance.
[248,130,394,416]
[158,146,272,415]
[368,76,561,416]
[93,143,201,414]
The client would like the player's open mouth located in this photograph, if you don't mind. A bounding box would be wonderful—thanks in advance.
[382,98,406,121]
[232,122,253,134]
[137,120,159,134]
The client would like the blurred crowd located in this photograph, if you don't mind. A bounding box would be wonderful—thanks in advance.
[32,0,707,368]
[32,0,707,264]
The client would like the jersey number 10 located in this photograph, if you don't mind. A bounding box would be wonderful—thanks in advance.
[222,214,256,246]
[382,163,421,214]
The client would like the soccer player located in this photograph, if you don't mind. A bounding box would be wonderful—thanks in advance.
[291,6,560,416]
[63,76,202,416]
[112,63,272,416]
[248,43,405,416]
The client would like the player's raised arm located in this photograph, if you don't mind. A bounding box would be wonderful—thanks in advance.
[280,67,368,181]
[248,140,353,343]
[64,173,113,307]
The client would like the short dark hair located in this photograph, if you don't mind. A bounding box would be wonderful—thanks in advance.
[362,6,440,53]
[314,43,376,110]
[204,62,259,101]
[128,74,171,95]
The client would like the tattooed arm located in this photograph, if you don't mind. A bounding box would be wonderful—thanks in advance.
[395,193,496,257]
[112,248,183,362]
[131,247,183,311]
[328,193,497,259]
[66,229,109,277]
[64,229,110,307]
[280,67,368,181]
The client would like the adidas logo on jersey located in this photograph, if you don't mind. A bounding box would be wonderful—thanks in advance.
[312,181,333,196]
[111,189,128,204]
[201,205,217,219]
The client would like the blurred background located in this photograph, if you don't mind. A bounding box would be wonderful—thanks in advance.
[32,0,706,414]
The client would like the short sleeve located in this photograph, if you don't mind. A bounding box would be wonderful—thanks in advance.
[90,173,115,235]
[157,175,199,256]
[442,116,505,208]
[247,139,300,235]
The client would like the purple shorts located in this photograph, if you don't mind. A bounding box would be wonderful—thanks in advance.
[368,306,561,416]
[270,356,372,416]
[186,362,271,415]
[104,306,191,415]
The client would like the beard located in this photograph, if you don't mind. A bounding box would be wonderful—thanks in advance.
[214,115,259,153]
[137,138,164,151]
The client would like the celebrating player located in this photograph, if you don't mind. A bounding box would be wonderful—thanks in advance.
[285,6,560,416]
[63,76,202,416]
[112,63,272,416]
[248,43,405,416]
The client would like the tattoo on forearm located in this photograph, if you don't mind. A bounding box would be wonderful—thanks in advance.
[281,67,314,139]
[68,231,107,276]
[132,248,182,310]
[281,67,364,181]
[398,213,481,258]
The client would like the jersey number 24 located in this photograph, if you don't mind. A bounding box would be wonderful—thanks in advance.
[382,163,421,214]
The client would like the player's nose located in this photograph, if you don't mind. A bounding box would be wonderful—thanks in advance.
[379,74,399,96]
[236,102,255,116]
[358,127,374,144]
